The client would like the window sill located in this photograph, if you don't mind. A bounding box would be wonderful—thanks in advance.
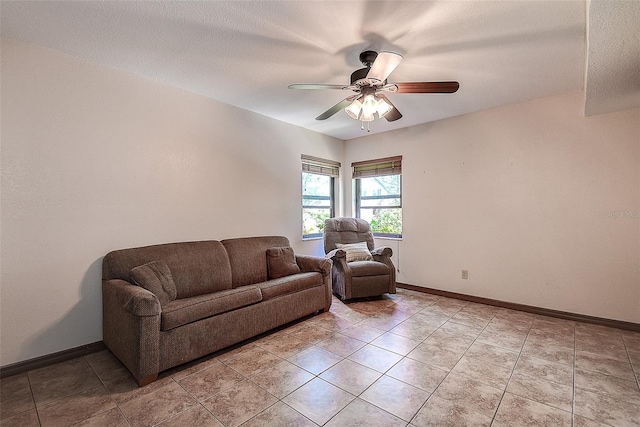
[374,236,403,241]
[302,236,323,241]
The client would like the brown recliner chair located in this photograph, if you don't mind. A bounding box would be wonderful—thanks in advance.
[323,217,396,300]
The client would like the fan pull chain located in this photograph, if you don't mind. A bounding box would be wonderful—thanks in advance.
[360,121,371,132]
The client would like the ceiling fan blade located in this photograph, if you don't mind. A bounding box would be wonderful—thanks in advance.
[366,51,403,83]
[394,81,460,93]
[288,84,350,90]
[378,94,403,122]
[315,97,355,120]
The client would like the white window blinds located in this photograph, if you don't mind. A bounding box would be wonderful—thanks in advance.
[301,155,340,177]
[352,155,402,178]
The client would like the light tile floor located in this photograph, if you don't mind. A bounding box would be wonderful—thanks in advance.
[2,288,640,426]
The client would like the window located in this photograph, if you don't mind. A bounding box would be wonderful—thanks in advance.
[353,156,402,238]
[302,155,340,238]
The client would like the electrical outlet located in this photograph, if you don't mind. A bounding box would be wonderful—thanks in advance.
[461,270,468,279]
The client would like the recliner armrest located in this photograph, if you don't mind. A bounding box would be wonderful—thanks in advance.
[371,246,393,257]
[326,248,346,259]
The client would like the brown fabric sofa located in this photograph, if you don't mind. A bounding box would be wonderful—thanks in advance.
[102,236,332,386]
[324,217,396,300]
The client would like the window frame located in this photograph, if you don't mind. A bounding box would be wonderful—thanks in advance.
[353,156,402,239]
[301,155,340,239]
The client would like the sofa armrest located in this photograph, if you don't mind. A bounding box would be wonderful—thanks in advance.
[107,279,161,316]
[102,279,161,385]
[296,254,332,277]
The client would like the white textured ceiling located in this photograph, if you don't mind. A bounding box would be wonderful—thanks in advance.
[1,1,637,140]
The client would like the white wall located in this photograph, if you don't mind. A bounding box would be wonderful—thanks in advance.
[0,38,343,366]
[345,92,640,323]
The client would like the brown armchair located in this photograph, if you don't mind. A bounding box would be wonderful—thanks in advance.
[323,217,396,300]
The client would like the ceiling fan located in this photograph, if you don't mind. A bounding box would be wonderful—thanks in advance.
[288,50,459,131]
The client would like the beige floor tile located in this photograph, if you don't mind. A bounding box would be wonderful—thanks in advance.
[573,413,611,427]
[493,393,572,426]
[370,332,421,355]
[436,321,483,341]
[339,323,385,342]
[168,355,221,382]
[574,386,640,426]
[521,340,574,365]
[287,345,343,375]
[0,408,40,427]
[576,336,628,360]
[287,325,335,345]
[308,312,357,331]
[73,407,129,427]
[576,350,636,380]
[250,360,314,399]
[28,357,102,407]
[222,346,281,377]
[449,311,491,329]
[348,344,403,373]
[202,380,277,427]
[177,362,245,401]
[432,372,503,418]
[388,319,439,341]
[240,401,316,427]
[155,404,223,427]
[476,328,526,351]
[411,395,492,427]
[316,333,366,357]
[423,329,474,352]
[37,385,117,427]
[575,368,640,404]
[0,373,35,419]
[386,357,448,393]
[514,355,574,386]
[450,356,513,390]
[360,375,430,421]
[359,312,407,331]
[464,341,520,369]
[254,333,314,358]
[85,350,131,383]
[118,380,197,427]
[319,359,382,395]
[283,378,355,425]
[622,330,640,353]
[103,375,175,405]
[406,342,464,371]
[325,398,407,427]
[507,371,573,412]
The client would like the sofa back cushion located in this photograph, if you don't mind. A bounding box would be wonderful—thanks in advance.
[222,236,291,288]
[103,241,232,299]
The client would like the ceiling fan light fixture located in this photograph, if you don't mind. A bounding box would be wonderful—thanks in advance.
[344,98,363,119]
[361,94,378,118]
[376,97,393,118]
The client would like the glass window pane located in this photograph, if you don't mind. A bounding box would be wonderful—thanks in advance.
[303,173,331,197]
[359,175,401,197]
[360,197,401,208]
[303,208,331,236]
[360,208,402,235]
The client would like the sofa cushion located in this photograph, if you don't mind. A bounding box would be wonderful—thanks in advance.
[161,286,262,331]
[335,242,373,262]
[347,260,390,277]
[129,261,177,307]
[103,240,232,299]
[256,272,323,301]
[222,236,291,288]
[266,247,301,279]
